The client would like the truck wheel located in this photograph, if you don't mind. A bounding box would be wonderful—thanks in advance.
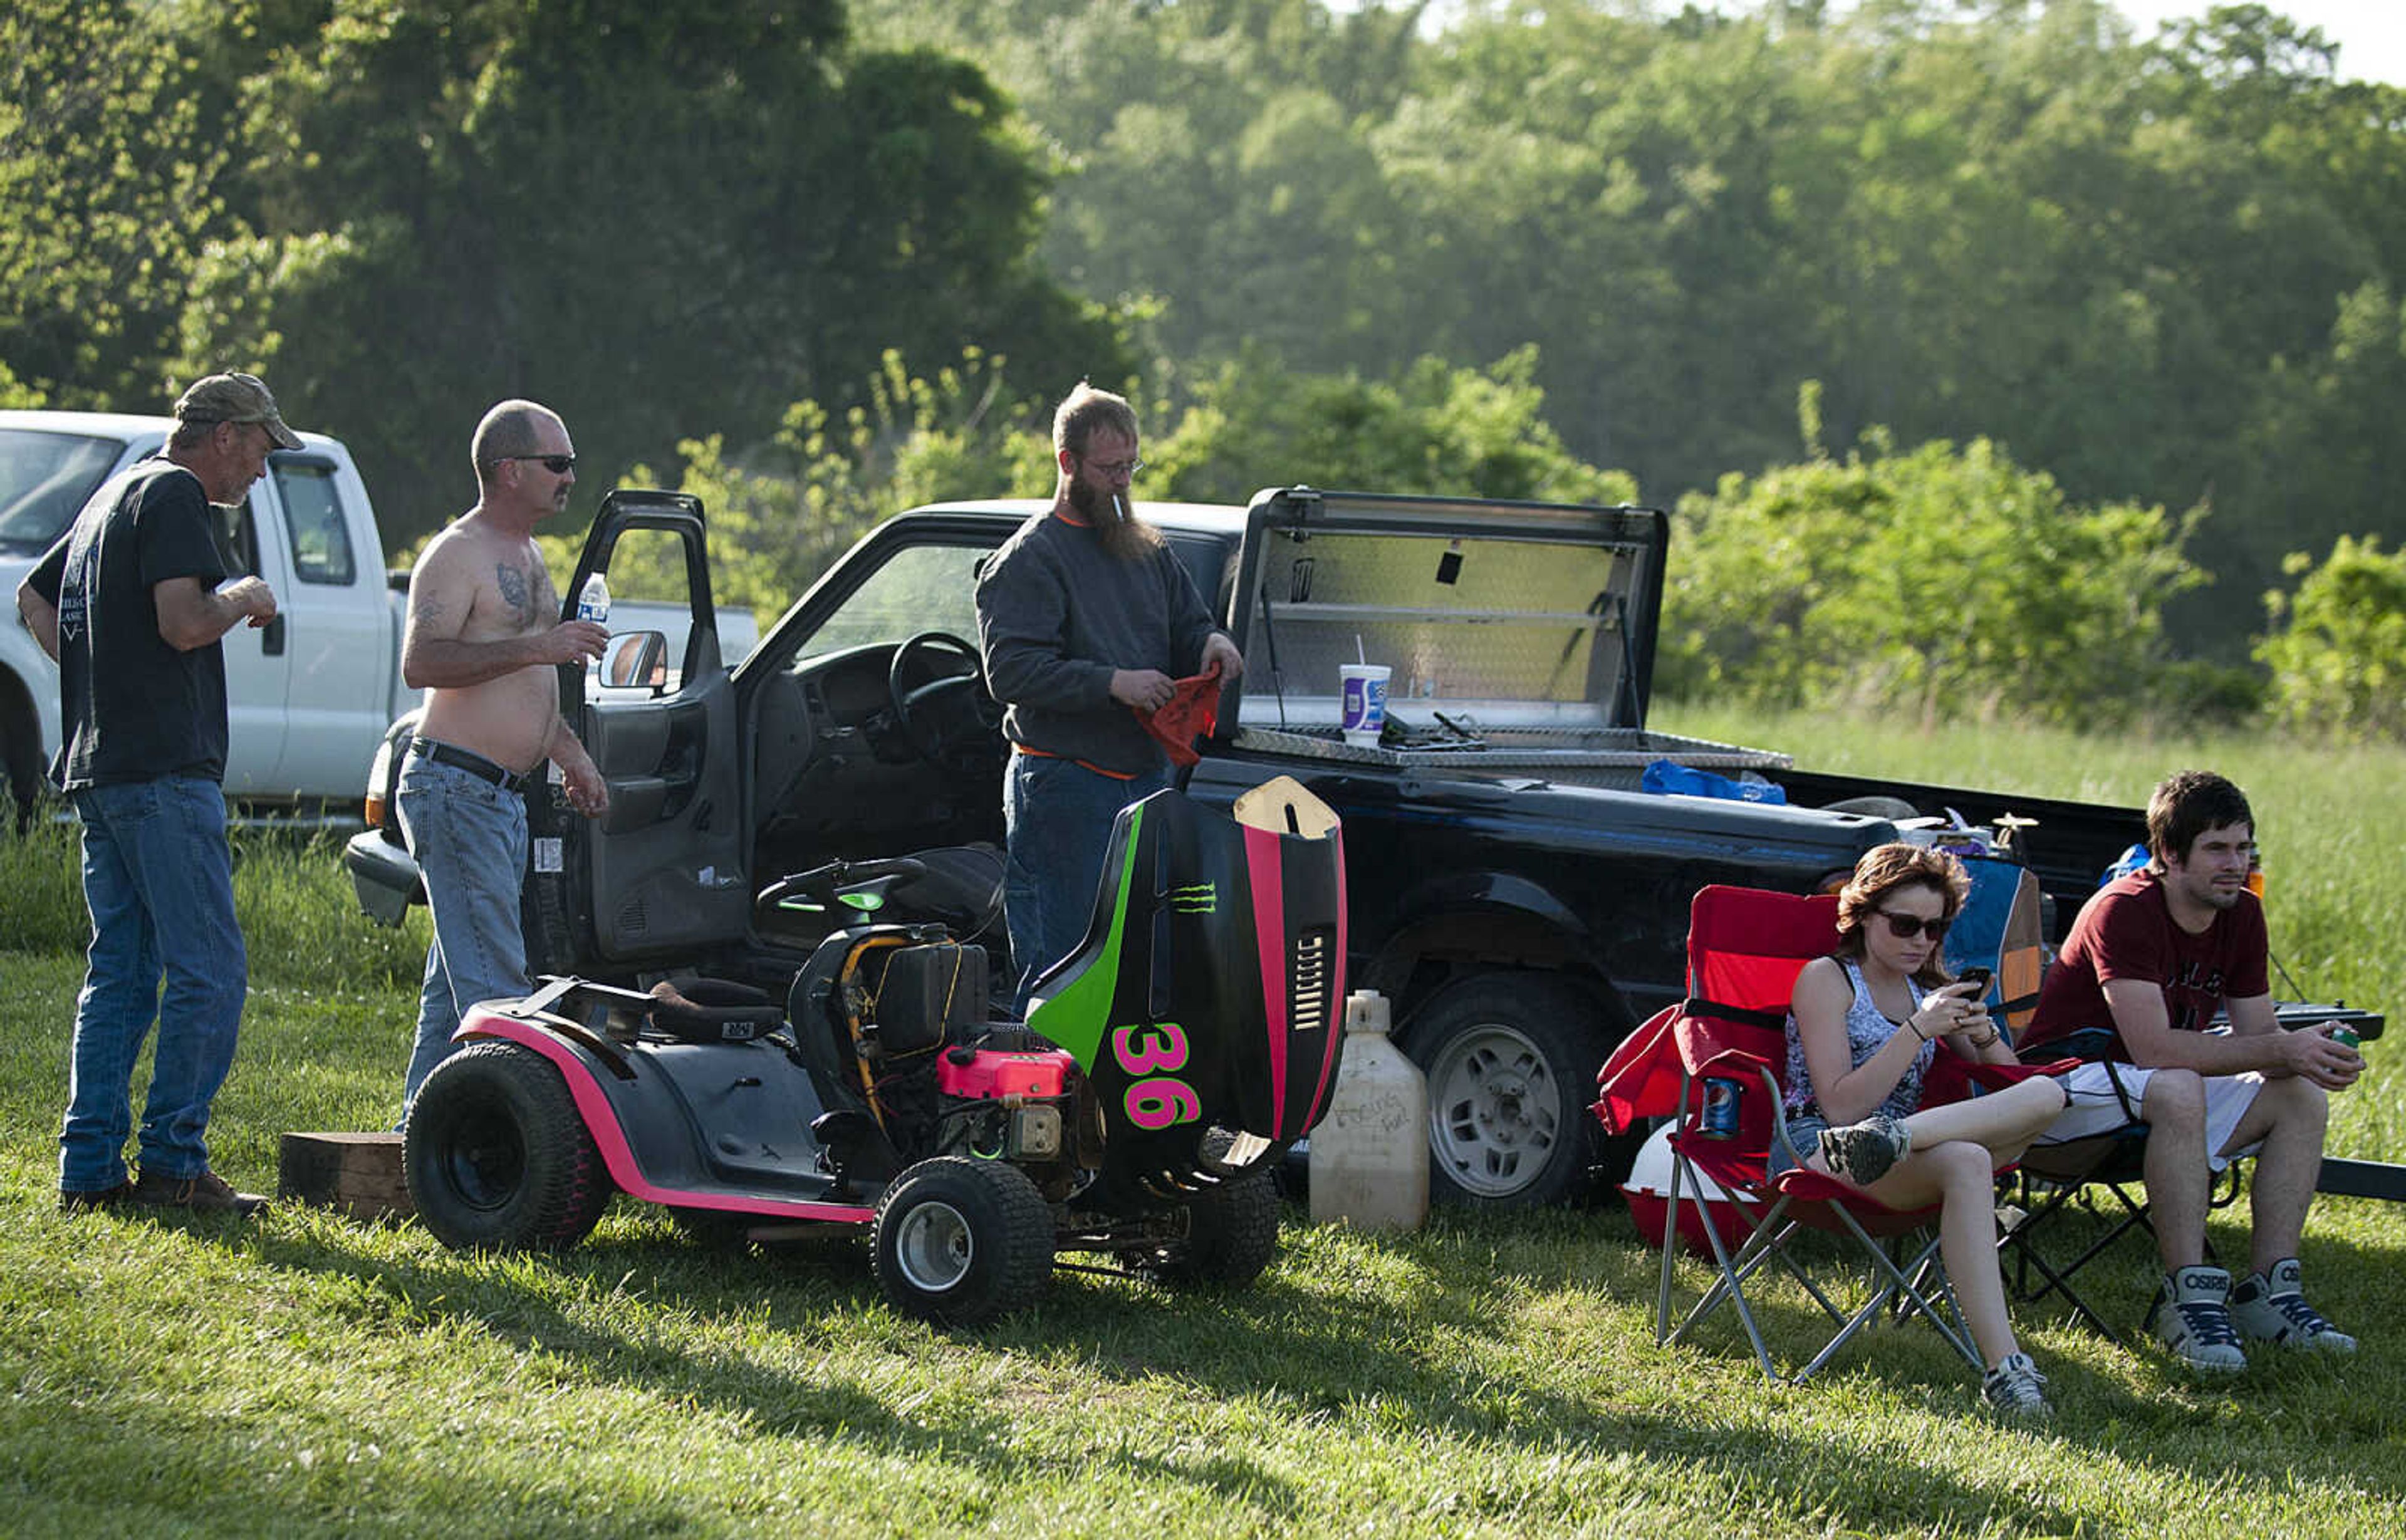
[1404,973,1611,1209]
[872,1157,1052,1326]
[1,680,43,836]
[406,1042,613,1252]
[1132,1166,1281,1289]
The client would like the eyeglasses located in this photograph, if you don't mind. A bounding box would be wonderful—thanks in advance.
[500,454,577,475]
[1872,910,1951,942]
[1081,455,1145,480]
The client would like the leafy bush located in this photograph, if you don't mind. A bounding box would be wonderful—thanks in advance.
[1149,347,1638,508]
[544,349,1053,621]
[2258,535,2406,742]
[1660,397,2206,725]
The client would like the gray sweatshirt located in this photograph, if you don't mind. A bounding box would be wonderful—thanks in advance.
[974,510,1222,776]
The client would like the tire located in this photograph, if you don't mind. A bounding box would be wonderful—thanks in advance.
[1,679,44,837]
[1402,972,1614,1210]
[405,1041,613,1252]
[1131,1168,1281,1289]
[1825,794,1921,821]
[872,1157,1053,1326]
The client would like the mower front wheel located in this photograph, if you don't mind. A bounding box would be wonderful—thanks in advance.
[872,1157,1052,1326]
[405,1041,612,1252]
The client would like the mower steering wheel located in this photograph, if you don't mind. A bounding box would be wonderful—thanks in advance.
[887,631,1001,764]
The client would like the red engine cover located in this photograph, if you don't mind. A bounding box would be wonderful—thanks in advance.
[939,1048,1076,1100]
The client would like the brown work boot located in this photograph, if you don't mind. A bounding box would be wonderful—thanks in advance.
[58,1180,134,1214]
[132,1167,269,1217]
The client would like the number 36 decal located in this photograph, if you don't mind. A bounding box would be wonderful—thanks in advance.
[1110,1021,1202,1130]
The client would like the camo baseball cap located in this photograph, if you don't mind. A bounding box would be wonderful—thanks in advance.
[173,372,303,450]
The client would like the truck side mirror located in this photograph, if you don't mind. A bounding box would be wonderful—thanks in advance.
[600,630,668,692]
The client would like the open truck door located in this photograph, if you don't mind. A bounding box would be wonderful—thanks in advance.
[531,490,749,972]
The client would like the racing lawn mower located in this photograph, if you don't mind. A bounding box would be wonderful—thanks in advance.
[402,776,1349,1324]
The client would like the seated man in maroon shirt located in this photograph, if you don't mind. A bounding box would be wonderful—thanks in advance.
[2023,770,2362,1370]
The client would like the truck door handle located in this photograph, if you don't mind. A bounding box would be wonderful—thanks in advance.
[261,615,286,656]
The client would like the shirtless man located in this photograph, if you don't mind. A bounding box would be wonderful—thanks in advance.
[395,399,610,1108]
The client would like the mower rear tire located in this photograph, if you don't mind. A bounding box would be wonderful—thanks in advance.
[406,1041,612,1252]
[872,1157,1052,1326]
[1132,1168,1281,1288]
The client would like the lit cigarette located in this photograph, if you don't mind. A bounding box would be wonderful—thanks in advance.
[1115,494,1127,522]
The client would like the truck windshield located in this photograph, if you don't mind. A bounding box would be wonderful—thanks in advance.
[0,429,126,554]
[790,542,989,664]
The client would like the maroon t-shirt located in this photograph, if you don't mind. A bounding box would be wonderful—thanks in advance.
[2023,869,2269,1059]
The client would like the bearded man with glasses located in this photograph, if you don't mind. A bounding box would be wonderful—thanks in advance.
[390,399,610,1113]
[974,383,1243,1011]
[2023,769,2363,1368]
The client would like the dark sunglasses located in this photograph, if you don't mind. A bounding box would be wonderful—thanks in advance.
[1872,910,1951,942]
[501,454,577,475]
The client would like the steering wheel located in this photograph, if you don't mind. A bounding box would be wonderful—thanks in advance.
[887,631,1002,764]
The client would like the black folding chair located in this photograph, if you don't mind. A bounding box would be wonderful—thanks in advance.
[1996,1032,2241,1343]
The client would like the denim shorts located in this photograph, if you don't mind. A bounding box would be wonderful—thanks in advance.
[1767,1114,1829,1179]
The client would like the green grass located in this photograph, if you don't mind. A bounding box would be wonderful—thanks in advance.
[4,723,2405,1537]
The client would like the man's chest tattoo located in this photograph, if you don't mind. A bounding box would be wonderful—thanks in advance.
[496,562,539,628]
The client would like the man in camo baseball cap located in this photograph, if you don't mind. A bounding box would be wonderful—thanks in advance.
[172,372,303,450]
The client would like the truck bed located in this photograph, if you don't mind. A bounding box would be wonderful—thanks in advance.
[1229,722,1788,789]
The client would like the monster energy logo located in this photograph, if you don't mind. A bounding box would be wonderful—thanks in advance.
[1168,883,1217,913]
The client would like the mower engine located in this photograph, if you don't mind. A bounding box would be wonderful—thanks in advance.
[934,1043,1084,1170]
[828,939,1087,1185]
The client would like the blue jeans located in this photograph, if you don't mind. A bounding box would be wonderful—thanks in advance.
[1002,752,1172,1011]
[59,775,247,1192]
[396,754,530,1107]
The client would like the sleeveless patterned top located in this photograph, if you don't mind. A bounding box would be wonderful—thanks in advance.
[1781,957,1934,1122]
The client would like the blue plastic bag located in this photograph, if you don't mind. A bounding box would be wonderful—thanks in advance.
[2100,843,2150,886]
[1640,759,1787,804]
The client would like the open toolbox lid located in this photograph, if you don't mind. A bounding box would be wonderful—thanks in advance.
[1225,487,1669,739]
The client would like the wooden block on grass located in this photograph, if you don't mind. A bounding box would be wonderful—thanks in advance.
[278,1131,413,1220]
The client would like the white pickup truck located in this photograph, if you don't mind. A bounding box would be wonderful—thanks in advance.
[0,409,754,827]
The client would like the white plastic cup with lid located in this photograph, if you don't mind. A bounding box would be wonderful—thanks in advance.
[1340,663,1390,747]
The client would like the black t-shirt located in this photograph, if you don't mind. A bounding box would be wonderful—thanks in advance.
[26,459,231,788]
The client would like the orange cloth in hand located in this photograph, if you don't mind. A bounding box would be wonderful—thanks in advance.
[1135,663,1223,767]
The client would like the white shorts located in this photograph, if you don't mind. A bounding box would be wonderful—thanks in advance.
[2034,1061,2266,1172]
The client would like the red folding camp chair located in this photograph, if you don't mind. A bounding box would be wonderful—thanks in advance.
[1594,884,2051,1384]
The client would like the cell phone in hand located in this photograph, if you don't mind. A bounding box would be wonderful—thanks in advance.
[1952,966,1992,993]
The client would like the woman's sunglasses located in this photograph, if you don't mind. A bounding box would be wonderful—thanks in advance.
[1872,910,1951,942]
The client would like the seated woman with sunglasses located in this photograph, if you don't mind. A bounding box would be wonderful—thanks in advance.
[1776,842,2070,1418]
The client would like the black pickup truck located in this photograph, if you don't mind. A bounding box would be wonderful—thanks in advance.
[345,486,2200,1207]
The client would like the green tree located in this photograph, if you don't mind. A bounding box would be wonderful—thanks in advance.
[1149,347,1637,507]
[0,0,243,407]
[2258,536,2406,743]
[853,0,2406,665]
[178,0,1123,548]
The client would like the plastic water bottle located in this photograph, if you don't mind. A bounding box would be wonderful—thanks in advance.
[1309,991,1430,1231]
[577,573,609,674]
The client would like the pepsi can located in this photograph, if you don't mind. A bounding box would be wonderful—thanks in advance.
[1701,1076,1742,1139]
